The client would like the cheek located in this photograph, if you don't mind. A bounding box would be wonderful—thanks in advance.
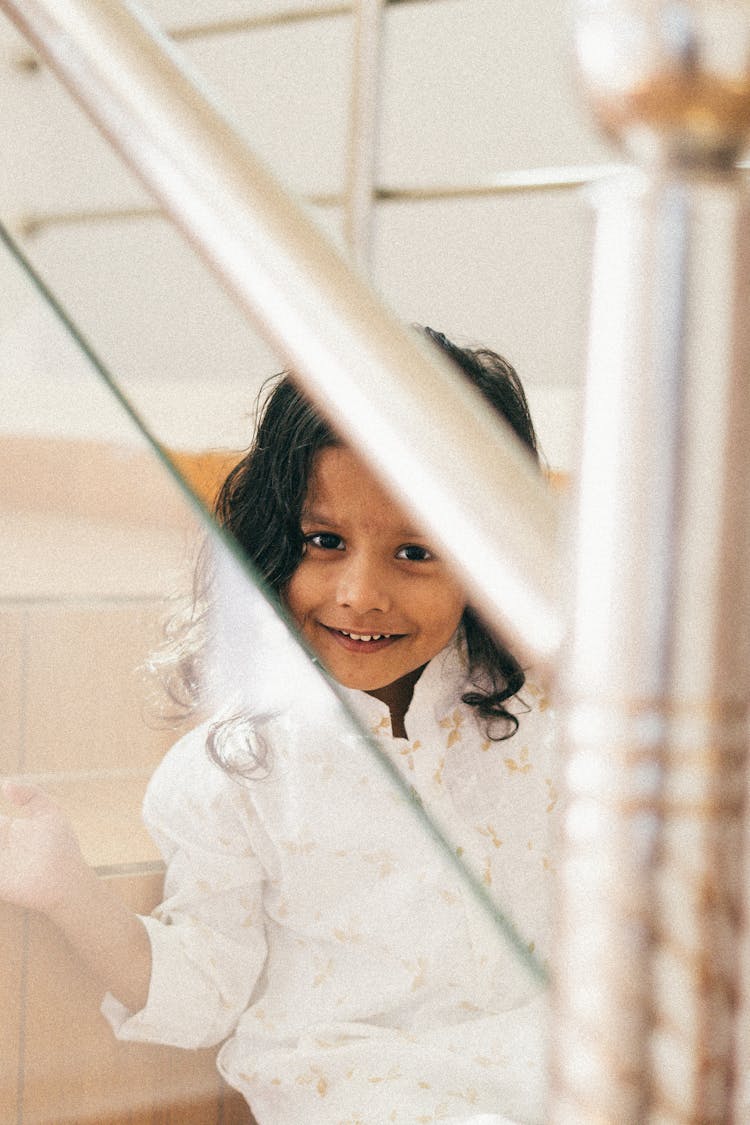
[444,601,467,639]
[443,581,467,631]
[422,579,466,638]
[282,572,306,629]
[284,563,322,631]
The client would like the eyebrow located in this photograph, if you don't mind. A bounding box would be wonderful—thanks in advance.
[300,508,337,527]
[301,508,425,539]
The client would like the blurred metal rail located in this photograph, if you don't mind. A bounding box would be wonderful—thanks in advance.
[553,3,750,1121]
[168,3,351,40]
[343,0,384,271]
[165,0,447,41]
[12,0,455,69]
[170,0,455,41]
[17,164,628,238]
[0,0,561,667]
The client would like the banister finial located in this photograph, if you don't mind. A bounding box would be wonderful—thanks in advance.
[573,1,750,167]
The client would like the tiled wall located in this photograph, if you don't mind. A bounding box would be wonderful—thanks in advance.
[1,437,199,861]
[1,435,252,1124]
[1,875,252,1125]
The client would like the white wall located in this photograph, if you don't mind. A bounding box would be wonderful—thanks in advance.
[0,0,618,467]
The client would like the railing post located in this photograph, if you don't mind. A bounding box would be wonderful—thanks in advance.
[552,3,750,1121]
[344,0,385,272]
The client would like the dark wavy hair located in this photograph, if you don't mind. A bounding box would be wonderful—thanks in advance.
[161,326,540,756]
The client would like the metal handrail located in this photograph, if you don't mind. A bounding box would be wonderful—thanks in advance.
[0,0,561,666]
[17,164,629,238]
[11,0,455,69]
[164,0,454,41]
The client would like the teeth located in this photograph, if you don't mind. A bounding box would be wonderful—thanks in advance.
[340,630,390,642]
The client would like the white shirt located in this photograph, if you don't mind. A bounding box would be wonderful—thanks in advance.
[104,637,558,1125]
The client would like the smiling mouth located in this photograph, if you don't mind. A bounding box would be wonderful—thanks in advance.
[323,626,404,649]
[338,629,393,642]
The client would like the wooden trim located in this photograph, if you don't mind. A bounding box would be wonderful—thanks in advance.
[1,435,239,526]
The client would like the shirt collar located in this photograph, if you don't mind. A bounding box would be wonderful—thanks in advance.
[335,630,469,739]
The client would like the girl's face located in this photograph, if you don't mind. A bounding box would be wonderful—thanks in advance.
[285,446,466,720]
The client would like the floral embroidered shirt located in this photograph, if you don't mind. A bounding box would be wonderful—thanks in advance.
[103,636,558,1125]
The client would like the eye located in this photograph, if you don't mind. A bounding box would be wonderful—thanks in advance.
[304,532,345,551]
[396,544,433,562]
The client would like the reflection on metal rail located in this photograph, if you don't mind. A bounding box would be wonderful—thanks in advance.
[0,0,560,668]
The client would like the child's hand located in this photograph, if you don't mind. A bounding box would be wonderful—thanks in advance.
[0,781,152,1011]
[0,782,90,916]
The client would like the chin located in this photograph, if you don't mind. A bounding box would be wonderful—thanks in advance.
[333,665,397,692]
[335,673,384,691]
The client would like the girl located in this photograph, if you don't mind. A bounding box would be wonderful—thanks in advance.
[0,328,557,1125]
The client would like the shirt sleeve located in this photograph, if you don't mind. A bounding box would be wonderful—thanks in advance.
[101,726,268,1049]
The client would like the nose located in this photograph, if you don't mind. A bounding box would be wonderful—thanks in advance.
[335,551,392,614]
